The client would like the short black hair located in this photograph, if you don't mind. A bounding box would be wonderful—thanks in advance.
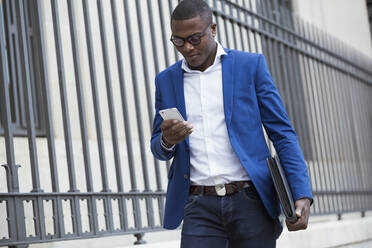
[171,0,212,24]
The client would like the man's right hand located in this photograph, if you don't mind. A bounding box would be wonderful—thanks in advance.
[161,119,193,147]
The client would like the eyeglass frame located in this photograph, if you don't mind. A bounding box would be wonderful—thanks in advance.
[170,22,212,47]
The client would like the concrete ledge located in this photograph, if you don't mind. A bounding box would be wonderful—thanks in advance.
[277,215,372,248]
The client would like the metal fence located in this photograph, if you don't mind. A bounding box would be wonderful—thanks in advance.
[0,0,371,247]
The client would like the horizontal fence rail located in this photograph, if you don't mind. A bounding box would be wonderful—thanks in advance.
[0,0,371,247]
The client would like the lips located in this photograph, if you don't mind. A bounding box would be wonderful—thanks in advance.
[187,54,199,60]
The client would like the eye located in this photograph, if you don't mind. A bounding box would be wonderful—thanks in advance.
[172,38,184,46]
[188,35,201,44]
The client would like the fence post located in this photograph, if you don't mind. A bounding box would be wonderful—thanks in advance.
[134,233,146,245]
[0,1,28,247]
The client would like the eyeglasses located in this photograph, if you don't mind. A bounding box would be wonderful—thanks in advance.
[170,23,211,47]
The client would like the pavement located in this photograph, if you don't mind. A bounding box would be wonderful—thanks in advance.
[334,239,372,248]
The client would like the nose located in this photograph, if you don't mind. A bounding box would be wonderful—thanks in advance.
[182,41,194,53]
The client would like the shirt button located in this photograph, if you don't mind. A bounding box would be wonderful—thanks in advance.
[184,174,189,179]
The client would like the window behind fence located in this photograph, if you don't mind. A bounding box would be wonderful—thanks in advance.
[0,0,46,137]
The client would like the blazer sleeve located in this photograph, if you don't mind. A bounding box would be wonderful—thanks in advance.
[150,75,177,161]
[254,54,313,203]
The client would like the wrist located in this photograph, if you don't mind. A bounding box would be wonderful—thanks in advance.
[160,134,175,152]
[162,136,173,148]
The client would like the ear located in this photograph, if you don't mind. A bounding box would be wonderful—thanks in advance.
[211,23,217,37]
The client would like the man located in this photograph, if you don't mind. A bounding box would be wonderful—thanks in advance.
[150,0,313,247]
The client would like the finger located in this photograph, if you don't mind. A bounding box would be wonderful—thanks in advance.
[173,126,193,143]
[286,215,307,231]
[295,208,302,217]
[176,127,191,140]
[172,122,192,135]
[161,119,179,130]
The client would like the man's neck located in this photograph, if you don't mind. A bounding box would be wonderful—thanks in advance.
[189,42,218,72]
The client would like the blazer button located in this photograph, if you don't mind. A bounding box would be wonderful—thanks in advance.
[184,174,189,179]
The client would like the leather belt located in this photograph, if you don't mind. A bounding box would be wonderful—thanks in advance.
[189,180,253,196]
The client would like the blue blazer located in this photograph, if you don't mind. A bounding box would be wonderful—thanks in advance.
[151,49,313,229]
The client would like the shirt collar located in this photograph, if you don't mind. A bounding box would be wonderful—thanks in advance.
[181,41,227,73]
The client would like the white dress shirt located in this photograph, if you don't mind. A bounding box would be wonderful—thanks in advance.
[182,42,250,186]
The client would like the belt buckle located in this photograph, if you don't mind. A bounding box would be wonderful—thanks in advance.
[215,184,226,196]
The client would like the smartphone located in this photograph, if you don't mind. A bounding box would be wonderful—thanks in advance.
[159,107,185,122]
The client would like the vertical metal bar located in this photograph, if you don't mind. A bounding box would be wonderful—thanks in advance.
[3,0,22,130]
[341,71,357,213]
[122,0,152,193]
[323,31,343,214]
[123,0,153,229]
[311,26,335,213]
[5,0,27,131]
[248,0,259,52]
[110,0,137,192]
[110,0,132,231]
[336,40,358,213]
[66,0,93,193]
[340,69,359,212]
[0,0,19,194]
[158,0,171,68]
[326,36,356,215]
[295,40,320,215]
[146,0,166,225]
[348,76,364,212]
[321,32,344,214]
[96,0,123,194]
[133,5,159,229]
[95,0,121,232]
[227,2,238,49]
[36,0,59,192]
[365,86,372,210]
[241,0,252,52]
[212,0,223,45]
[81,0,110,193]
[220,0,231,48]
[35,196,46,241]
[287,17,309,164]
[167,0,180,61]
[260,1,277,80]
[359,83,372,211]
[354,82,365,212]
[278,43,295,121]
[50,0,78,192]
[315,55,336,213]
[329,65,348,214]
[332,55,352,213]
[72,196,82,236]
[236,4,246,51]
[348,65,365,213]
[35,0,65,239]
[284,48,306,157]
[23,0,42,132]
[15,0,42,193]
[304,21,329,213]
[299,21,320,214]
[159,0,175,177]
[146,0,165,190]
[81,0,107,234]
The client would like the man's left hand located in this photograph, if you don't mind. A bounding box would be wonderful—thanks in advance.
[285,198,311,231]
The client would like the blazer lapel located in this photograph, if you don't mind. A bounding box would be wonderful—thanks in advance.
[171,63,190,146]
[222,51,235,127]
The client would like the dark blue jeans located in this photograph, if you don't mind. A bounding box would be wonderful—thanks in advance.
[181,184,283,248]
